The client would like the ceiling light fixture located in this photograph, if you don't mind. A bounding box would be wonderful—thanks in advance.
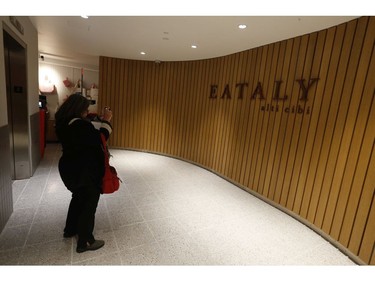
[191,45,197,49]
[81,15,89,19]
[238,24,247,29]
[140,52,146,55]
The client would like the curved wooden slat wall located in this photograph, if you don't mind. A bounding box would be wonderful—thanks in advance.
[99,17,375,265]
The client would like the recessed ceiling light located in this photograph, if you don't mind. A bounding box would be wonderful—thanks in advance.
[191,45,197,49]
[81,15,89,19]
[238,24,247,29]
[140,52,146,55]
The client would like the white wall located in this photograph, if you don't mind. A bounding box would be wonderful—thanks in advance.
[39,61,99,118]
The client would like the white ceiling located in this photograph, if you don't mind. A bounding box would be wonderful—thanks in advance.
[29,16,358,69]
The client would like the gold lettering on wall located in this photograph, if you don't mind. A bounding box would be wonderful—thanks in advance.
[210,78,319,100]
[209,78,319,115]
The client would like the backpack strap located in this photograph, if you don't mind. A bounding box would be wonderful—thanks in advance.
[68,118,81,125]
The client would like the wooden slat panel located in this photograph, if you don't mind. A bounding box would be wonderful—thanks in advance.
[122,59,128,147]
[180,61,188,158]
[202,58,216,168]
[150,63,158,150]
[292,30,327,213]
[238,47,260,186]
[312,20,359,227]
[266,38,294,200]
[317,18,366,231]
[358,189,375,264]
[187,61,196,159]
[146,62,154,150]
[285,32,319,210]
[348,104,375,255]
[129,60,139,148]
[179,62,190,158]
[228,50,248,180]
[279,34,310,207]
[232,50,252,183]
[125,60,134,148]
[304,23,347,222]
[179,61,189,157]
[136,60,145,149]
[135,61,145,150]
[335,92,374,241]
[149,63,157,151]
[241,46,263,189]
[211,56,226,172]
[143,62,152,150]
[122,60,129,147]
[271,37,301,203]
[160,62,169,153]
[139,61,148,150]
[254,42,279,195]
[244,44,269,190]
[195,60,209,162]
[298,25,336,218]
[152,63,160,152]
[168,61,178,155]
[260,40,287,197]
[99,17,374,264]
[250,43,274,193]
[214,55,230,174]
[153,63,163,152]
[186,61,198,161]
[165,62,178,155]
[218,54,230,173]
[206,59,216,165]
[278,35,307,207]
[163,62,173,154]
[229,51,245,177]
[224,51,243,178]
[196,59,209,166]
[113,59,122,146]
[330,18,374,243]
[140,61,148,149]
[117,59,124,147]
[220,53,239,176]
[108,58,117,147]
[212,56,225,169]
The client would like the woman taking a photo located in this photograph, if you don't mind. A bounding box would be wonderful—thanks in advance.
[55,93,112,253]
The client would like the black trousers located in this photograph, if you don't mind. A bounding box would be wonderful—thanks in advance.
[64,185,101,247]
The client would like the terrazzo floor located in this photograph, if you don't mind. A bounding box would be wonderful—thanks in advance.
[0,143,356,267]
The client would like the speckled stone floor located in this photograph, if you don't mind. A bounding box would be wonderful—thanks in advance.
[0,143,356,266]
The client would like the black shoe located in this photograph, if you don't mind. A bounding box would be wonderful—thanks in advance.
[76,240,105,253]
[63,232,76,238]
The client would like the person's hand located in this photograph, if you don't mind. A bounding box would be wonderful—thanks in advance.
[102,106,112,122]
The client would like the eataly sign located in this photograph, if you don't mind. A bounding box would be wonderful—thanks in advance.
[209,78,319,115]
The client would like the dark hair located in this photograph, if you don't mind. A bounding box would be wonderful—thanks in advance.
[55,94,90,128]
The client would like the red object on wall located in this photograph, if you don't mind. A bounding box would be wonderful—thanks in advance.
[39,109,46,158]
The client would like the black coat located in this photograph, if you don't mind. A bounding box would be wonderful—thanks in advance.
[56,118,112,192]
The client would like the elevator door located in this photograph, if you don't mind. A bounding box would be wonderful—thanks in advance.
[3,29,30,179]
